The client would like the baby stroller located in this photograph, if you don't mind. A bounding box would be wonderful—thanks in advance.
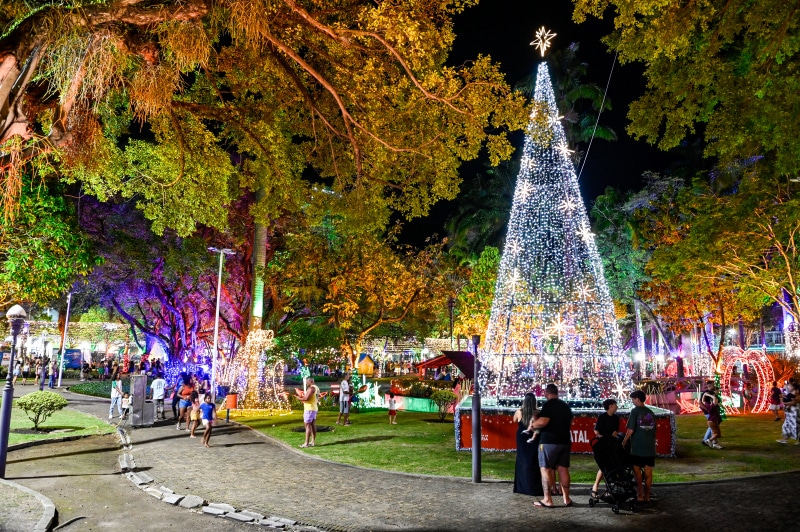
[588,436,638,513]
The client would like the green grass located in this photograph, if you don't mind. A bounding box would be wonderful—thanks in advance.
[238,410,800,483]
[7,402,114,446]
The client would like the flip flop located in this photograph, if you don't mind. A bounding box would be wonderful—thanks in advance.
[534,501,554,509]
[564,501,574,507]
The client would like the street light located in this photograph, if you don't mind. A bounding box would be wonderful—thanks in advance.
[57,292,72,388]
[0,304,28,478]
[208,247,235,403]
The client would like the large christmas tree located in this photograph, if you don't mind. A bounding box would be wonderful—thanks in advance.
[478,60,630,402]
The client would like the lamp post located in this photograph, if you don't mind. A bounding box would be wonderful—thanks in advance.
[447,296,455,350]
[208,247,235,403]
[58,292,72,388]
[1,304,28,478]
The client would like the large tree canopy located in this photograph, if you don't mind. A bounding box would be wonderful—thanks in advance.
[1,0,526,235]
[573,0,800,177]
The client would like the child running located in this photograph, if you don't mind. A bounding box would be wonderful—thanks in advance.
[199,394,216,447]
[388,393,397,424]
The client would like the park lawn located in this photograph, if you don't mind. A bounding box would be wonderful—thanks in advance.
[8,403,114,446]
[238,409,800,483]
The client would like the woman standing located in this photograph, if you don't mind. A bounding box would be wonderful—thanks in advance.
[513,392,543,496]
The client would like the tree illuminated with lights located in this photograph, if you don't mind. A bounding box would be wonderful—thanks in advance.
[478,61,631,401]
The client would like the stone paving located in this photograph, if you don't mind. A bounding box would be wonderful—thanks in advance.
[60,388,800,531]
[5,384,800,531]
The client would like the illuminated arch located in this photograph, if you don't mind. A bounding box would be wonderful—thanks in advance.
[720,347,775,414]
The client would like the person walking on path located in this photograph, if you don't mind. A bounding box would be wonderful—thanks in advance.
[513,392,543,497]
[109,373,123,419]
[336,372,352,426]
[531,383,573,508]
[150,372,168,420]
[177,376,194,430]
[622,390,657,503]
[48,359,58,388]
[700,382,724,449]
[21,359,30,385]
[199,394,216,447]
[777,381,799,444]
[591,398,620,499]
[295,377,320,448]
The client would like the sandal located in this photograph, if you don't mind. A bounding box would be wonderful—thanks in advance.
[590,490,600,499]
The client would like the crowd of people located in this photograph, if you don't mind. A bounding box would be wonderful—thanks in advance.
[11,356,60,388]
[107,367,217,447]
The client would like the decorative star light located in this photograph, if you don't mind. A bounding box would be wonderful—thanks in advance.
[550,113,564,126]
[555,142,574,158]
[577,222,594,242]
[559,197,577,213]
[520,156,536,172]
[546,316,572,340]
[577,284,594,301]
[515,182,533,200]
[612,379,630,401]
[530,26,557,57]
[507,240,522,256]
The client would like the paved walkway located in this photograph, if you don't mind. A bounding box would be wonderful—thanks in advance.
[5,384,800,530]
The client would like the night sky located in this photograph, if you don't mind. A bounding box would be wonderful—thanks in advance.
[406,0,676,240]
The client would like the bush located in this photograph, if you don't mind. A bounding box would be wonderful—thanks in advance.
[430,390,458,421]
[69,380,132,398]
[16,391,69,430]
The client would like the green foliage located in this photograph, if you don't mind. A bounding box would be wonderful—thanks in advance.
[15,391,68,430]
[430,389,458,421]
[0,177,95,307]
[2,0,527,237]
[69,380,131,398]
[454,246,499,337]
[573,0,800,179]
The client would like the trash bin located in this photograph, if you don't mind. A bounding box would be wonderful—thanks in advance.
[225,393,238,410]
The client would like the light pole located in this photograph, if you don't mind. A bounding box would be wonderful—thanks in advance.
[58,292,72,388]
[208,247,235,403]
[448,296,455,349]
[0,304,28,478]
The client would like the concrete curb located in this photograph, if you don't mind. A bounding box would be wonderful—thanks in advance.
[114,423,327,531]
[0,477,57,532]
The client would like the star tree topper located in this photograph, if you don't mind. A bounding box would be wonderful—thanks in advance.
[530,26,557,57]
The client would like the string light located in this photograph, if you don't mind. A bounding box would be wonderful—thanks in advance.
[479,61,631,403]
[229,329,290,415]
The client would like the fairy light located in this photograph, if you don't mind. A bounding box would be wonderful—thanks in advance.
[231,329,290,415]
[479,61,630,403]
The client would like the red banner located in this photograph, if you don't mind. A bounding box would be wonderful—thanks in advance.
[457,408,676,456]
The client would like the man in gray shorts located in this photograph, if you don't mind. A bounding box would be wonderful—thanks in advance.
[531,383,574,508]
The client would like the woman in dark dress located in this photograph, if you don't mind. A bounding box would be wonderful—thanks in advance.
[513,392,543,496]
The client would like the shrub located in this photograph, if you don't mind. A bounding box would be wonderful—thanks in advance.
[430,390,458,421]
[16,391,69,430]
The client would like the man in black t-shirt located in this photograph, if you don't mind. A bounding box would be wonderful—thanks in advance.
[531,383,574,508]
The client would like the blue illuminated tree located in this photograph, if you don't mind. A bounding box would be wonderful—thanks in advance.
[478,61,631,401]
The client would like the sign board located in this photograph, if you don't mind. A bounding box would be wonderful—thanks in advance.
[455,402,676,457]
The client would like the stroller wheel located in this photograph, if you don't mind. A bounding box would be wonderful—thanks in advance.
[612,505,619,514]
[589,498,596,508]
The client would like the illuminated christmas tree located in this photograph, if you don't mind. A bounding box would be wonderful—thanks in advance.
[478,57,630,402]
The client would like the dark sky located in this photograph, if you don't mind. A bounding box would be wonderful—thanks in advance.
[405,0,675,240]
